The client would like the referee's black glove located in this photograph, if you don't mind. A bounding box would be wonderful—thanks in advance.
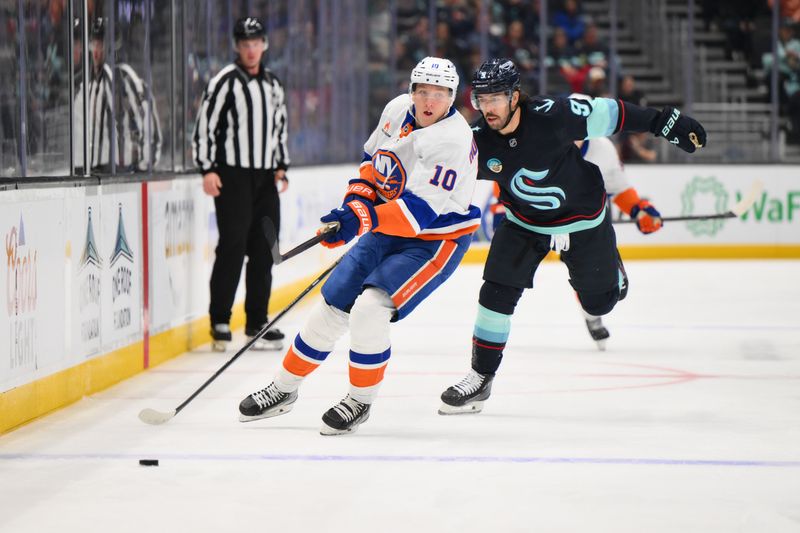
[653,106,707,153]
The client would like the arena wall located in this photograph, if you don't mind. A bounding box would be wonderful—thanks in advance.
[1,164,797,433]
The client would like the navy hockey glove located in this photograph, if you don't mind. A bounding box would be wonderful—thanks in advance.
[319,200,378,248]
[653,106,707,153]
[342,179,378,206]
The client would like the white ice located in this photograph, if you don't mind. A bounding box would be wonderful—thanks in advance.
[1,260,799,533]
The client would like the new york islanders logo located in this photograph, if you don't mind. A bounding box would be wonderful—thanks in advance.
[510,167,566,210]
[371,149,407,201]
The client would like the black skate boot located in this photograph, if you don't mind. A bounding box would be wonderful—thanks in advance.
[439,370,494,415]
[585,316,610,351]
[239,382,298,422]
[245,324,285,351]
[320,395,371,436]
[210,323,232,352]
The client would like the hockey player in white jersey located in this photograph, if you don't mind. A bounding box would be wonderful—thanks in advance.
[238,57,480,435]
[571,93,662,349]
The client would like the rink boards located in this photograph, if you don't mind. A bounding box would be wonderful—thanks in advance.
[0,164,798,433]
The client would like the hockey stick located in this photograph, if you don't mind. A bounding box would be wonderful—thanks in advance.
[138,254,344,425]
[613,179,764,224]
[262,218,340,265]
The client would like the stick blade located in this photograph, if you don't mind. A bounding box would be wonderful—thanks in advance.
[730,179,764,217]
[138,408,176,425]
[261,217,282,265]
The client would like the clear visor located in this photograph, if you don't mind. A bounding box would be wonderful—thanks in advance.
[413,88,452,102]
[471,90,513,111]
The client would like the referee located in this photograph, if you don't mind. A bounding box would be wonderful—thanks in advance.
[193,16,289,352]
[75,17,162,173]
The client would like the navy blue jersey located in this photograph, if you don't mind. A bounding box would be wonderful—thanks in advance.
[472,96,622,235]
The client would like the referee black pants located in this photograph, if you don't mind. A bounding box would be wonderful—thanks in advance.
[209,166,280,330]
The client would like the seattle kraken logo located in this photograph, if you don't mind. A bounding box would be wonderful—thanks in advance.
[509,168,565,210]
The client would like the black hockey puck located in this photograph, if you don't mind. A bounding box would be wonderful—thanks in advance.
[139,459,159,466]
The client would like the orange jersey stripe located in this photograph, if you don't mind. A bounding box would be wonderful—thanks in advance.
[349,364,388,387]
[374,201,418,237]
[392,240,458,308]
[282,346,321,377]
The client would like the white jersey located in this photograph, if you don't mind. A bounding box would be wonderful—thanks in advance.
[359,94,480,240]
[581,136,631,196]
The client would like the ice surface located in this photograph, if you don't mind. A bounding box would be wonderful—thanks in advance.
[1,260,798,533]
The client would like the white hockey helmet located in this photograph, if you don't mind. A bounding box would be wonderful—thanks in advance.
[409,56,459,106]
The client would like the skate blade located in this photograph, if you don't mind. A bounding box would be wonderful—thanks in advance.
[319,421,363,436]
[595,339,607,351]
[319,412,369,436]
[211,341,228,352]
[249,339,284,351]
[438,401,485,415]
[238,402,295,423]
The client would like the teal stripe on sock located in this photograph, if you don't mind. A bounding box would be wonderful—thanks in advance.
[586,97,619,138]
[474,305,511,344]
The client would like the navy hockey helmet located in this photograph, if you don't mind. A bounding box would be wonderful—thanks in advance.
[234,17,266,41]
[471,58,520,109]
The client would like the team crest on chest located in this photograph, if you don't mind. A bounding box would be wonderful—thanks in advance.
[487,158,503,173]
[371,149,407,201]
[510,167,566,210]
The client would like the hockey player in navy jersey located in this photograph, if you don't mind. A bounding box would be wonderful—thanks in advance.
[239,57,480,435]
[487,94,665,350]
[439,58,706,415]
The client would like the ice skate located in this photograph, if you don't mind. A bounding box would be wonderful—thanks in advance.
[210,324,232,352]
[439,370,494,415]
[320,395,371,435]
[246,325,285,351]
[585,316,610,351]
[238,383,298,422]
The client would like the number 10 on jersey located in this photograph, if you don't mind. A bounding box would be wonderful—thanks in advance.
[430,165,457,191]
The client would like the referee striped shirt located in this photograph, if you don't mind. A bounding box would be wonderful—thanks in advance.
[73,63,162,171]
[192,62,289,173]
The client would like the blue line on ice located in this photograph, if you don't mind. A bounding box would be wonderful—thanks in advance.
[1,453,798,468]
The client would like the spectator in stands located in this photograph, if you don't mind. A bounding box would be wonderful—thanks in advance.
[396,0,426,34]
[438,0,476,72]
[553,0,586,45]
[502,20,539,85]
[763,23,800,143]
[579,23,610,70]
[499,0,541,39]
[435,21,460,64]
[583,66,608,97]
[547,26,583,91]
[400,17,429,68]
[619,75,646,106]
[768,0,800,25]
[715,1,762,62]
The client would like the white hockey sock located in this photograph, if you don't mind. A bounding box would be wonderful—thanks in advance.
[349,383,382,405]
[347,287,395,404]
[273,300,349,393]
